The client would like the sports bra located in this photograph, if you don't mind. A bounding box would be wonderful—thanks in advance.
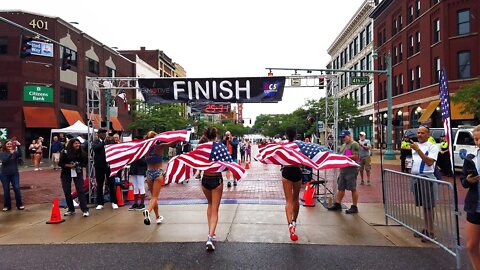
[145,145,163,164]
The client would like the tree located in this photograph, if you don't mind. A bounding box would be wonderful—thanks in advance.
[303,97,361,130]
[450,79,480,118]
[128,101,188,134]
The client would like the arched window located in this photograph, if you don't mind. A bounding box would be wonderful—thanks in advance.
[411,108,420,128]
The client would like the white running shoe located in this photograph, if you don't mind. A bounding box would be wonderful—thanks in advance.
[111,203,119,210]
[95,205,104,210]
[156,216,164,224]
[83,211,89,217]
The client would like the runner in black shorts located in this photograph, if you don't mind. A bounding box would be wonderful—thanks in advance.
[281,127,302,241]
[200,127,225,251]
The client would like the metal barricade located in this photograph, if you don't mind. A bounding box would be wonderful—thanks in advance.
[383,169,461,268]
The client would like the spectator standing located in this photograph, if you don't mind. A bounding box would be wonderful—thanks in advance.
[128,154,147,211]
[410,125,439,243]
[50,136,64,170]
[245,139,252,163]
[239,138,246,163]
[358,132,372,186]
[400,135,412,173]
[59,139,89,217]
[460,124,480,269]
[222,131,239,188]
[327,130,360,214]
[92,129,118,210]
[0,140,24,211]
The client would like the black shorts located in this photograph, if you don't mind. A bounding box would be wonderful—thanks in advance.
[281,167,302,182]
[467,212,480,225]
[414,181,435,208]
[202,175,223,190]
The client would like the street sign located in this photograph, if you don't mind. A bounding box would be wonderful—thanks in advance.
[291,78,301,87]
[29,40,54,57]
[23,85,53,103]
[317,121,324,132]
[351,76,369,85]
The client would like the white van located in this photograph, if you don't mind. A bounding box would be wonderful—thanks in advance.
[404,126,476,168]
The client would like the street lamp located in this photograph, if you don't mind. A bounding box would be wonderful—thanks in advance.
[384,51,396,160]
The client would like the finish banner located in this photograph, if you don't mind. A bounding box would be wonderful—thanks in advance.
[139,76,285,103]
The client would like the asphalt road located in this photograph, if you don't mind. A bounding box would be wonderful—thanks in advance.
[0,242,470,270]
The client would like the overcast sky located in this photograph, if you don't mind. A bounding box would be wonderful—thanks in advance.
[4,0,364,125]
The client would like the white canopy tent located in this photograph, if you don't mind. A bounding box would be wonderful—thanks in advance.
[49,120,97,158]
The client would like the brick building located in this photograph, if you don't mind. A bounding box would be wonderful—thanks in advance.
[0,11,136,155]
[370,0,479,149]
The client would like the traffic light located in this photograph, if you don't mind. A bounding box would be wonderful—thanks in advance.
[20,35,33,58]
[318,76,325,89]
[61,51,72,71]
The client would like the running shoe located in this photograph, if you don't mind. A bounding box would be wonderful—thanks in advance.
[136,204,146,211]
[156,215,164,224]
[289,224,298,241]
[143,210,151,225]
[206,236,215,251]
[128,204,138,211]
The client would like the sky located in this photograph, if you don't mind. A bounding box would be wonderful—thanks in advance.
[3,0,365,125]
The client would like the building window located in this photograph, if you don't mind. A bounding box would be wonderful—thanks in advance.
[399,74,404,94]
[354,37,359,55]
[433,19,440,43]
[86,58,99,75]
[60,87,78,105]
[367,53,372,70]
[360,58,365,74]
[399,43,403,61]
[0,37,7,55]
[457,9,470,35]
[408,6,414,23]
[411,108,420,128]
[360,30,365,50]
[366,23,372,44]
[416,66,421,89]
[416,31,421,53]
[433,57,441,83]
[355,89,360,106]
[393,75,398,96]
[416,0,421,17]
[0,83,7,100]
[383,81,387,100]
[61,46,77,67]
[431,0,439,6]
[393,47,397,65]
[398,15,403,30]
[383,28,386,44]
[408,69,414,91]
[361,86,366,105]
[107,67,116,77]
[392,19,398,35]
[408,35,414,56]
[367,82,372,104]
[457,51,471,79]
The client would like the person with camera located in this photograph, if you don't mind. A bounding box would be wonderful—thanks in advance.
[460,124,480,269]
[222,131,239,188]
[1,140,25,211]
[358,132,371,186]
[59,138,89,217]
[400,134,412,173]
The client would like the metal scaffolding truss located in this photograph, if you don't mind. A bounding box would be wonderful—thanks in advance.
[86,77,140,203]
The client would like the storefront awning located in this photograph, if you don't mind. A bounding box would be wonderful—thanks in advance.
[110,117,124,131]
[451,101,475,120]
[60,109,85,125]
[86,113,101,129]
[23,107,58,128]
[418,100,440,123]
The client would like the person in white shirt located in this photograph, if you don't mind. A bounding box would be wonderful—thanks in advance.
[410,125,439,242]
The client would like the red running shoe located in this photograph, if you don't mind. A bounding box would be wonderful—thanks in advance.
[289,225,298,241]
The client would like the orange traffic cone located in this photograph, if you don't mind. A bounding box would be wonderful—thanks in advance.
[116,186,124,207]
[245,162,250,169]
[302,182,315,207]
[126,182,135,201]
[46,197,65,224]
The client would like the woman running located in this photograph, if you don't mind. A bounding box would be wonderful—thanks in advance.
[142,131,178,225]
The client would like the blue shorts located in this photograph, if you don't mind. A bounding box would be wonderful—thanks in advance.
[146,169,164,181]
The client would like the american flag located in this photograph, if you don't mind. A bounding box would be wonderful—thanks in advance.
[116,90,128,109]
[105,130,189,176]
[439,69,454,171]
[165,141,246,184]
[256,141,358,170]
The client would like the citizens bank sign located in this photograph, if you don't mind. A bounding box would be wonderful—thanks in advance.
[139,77,286,103]
[23,85,53,103]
